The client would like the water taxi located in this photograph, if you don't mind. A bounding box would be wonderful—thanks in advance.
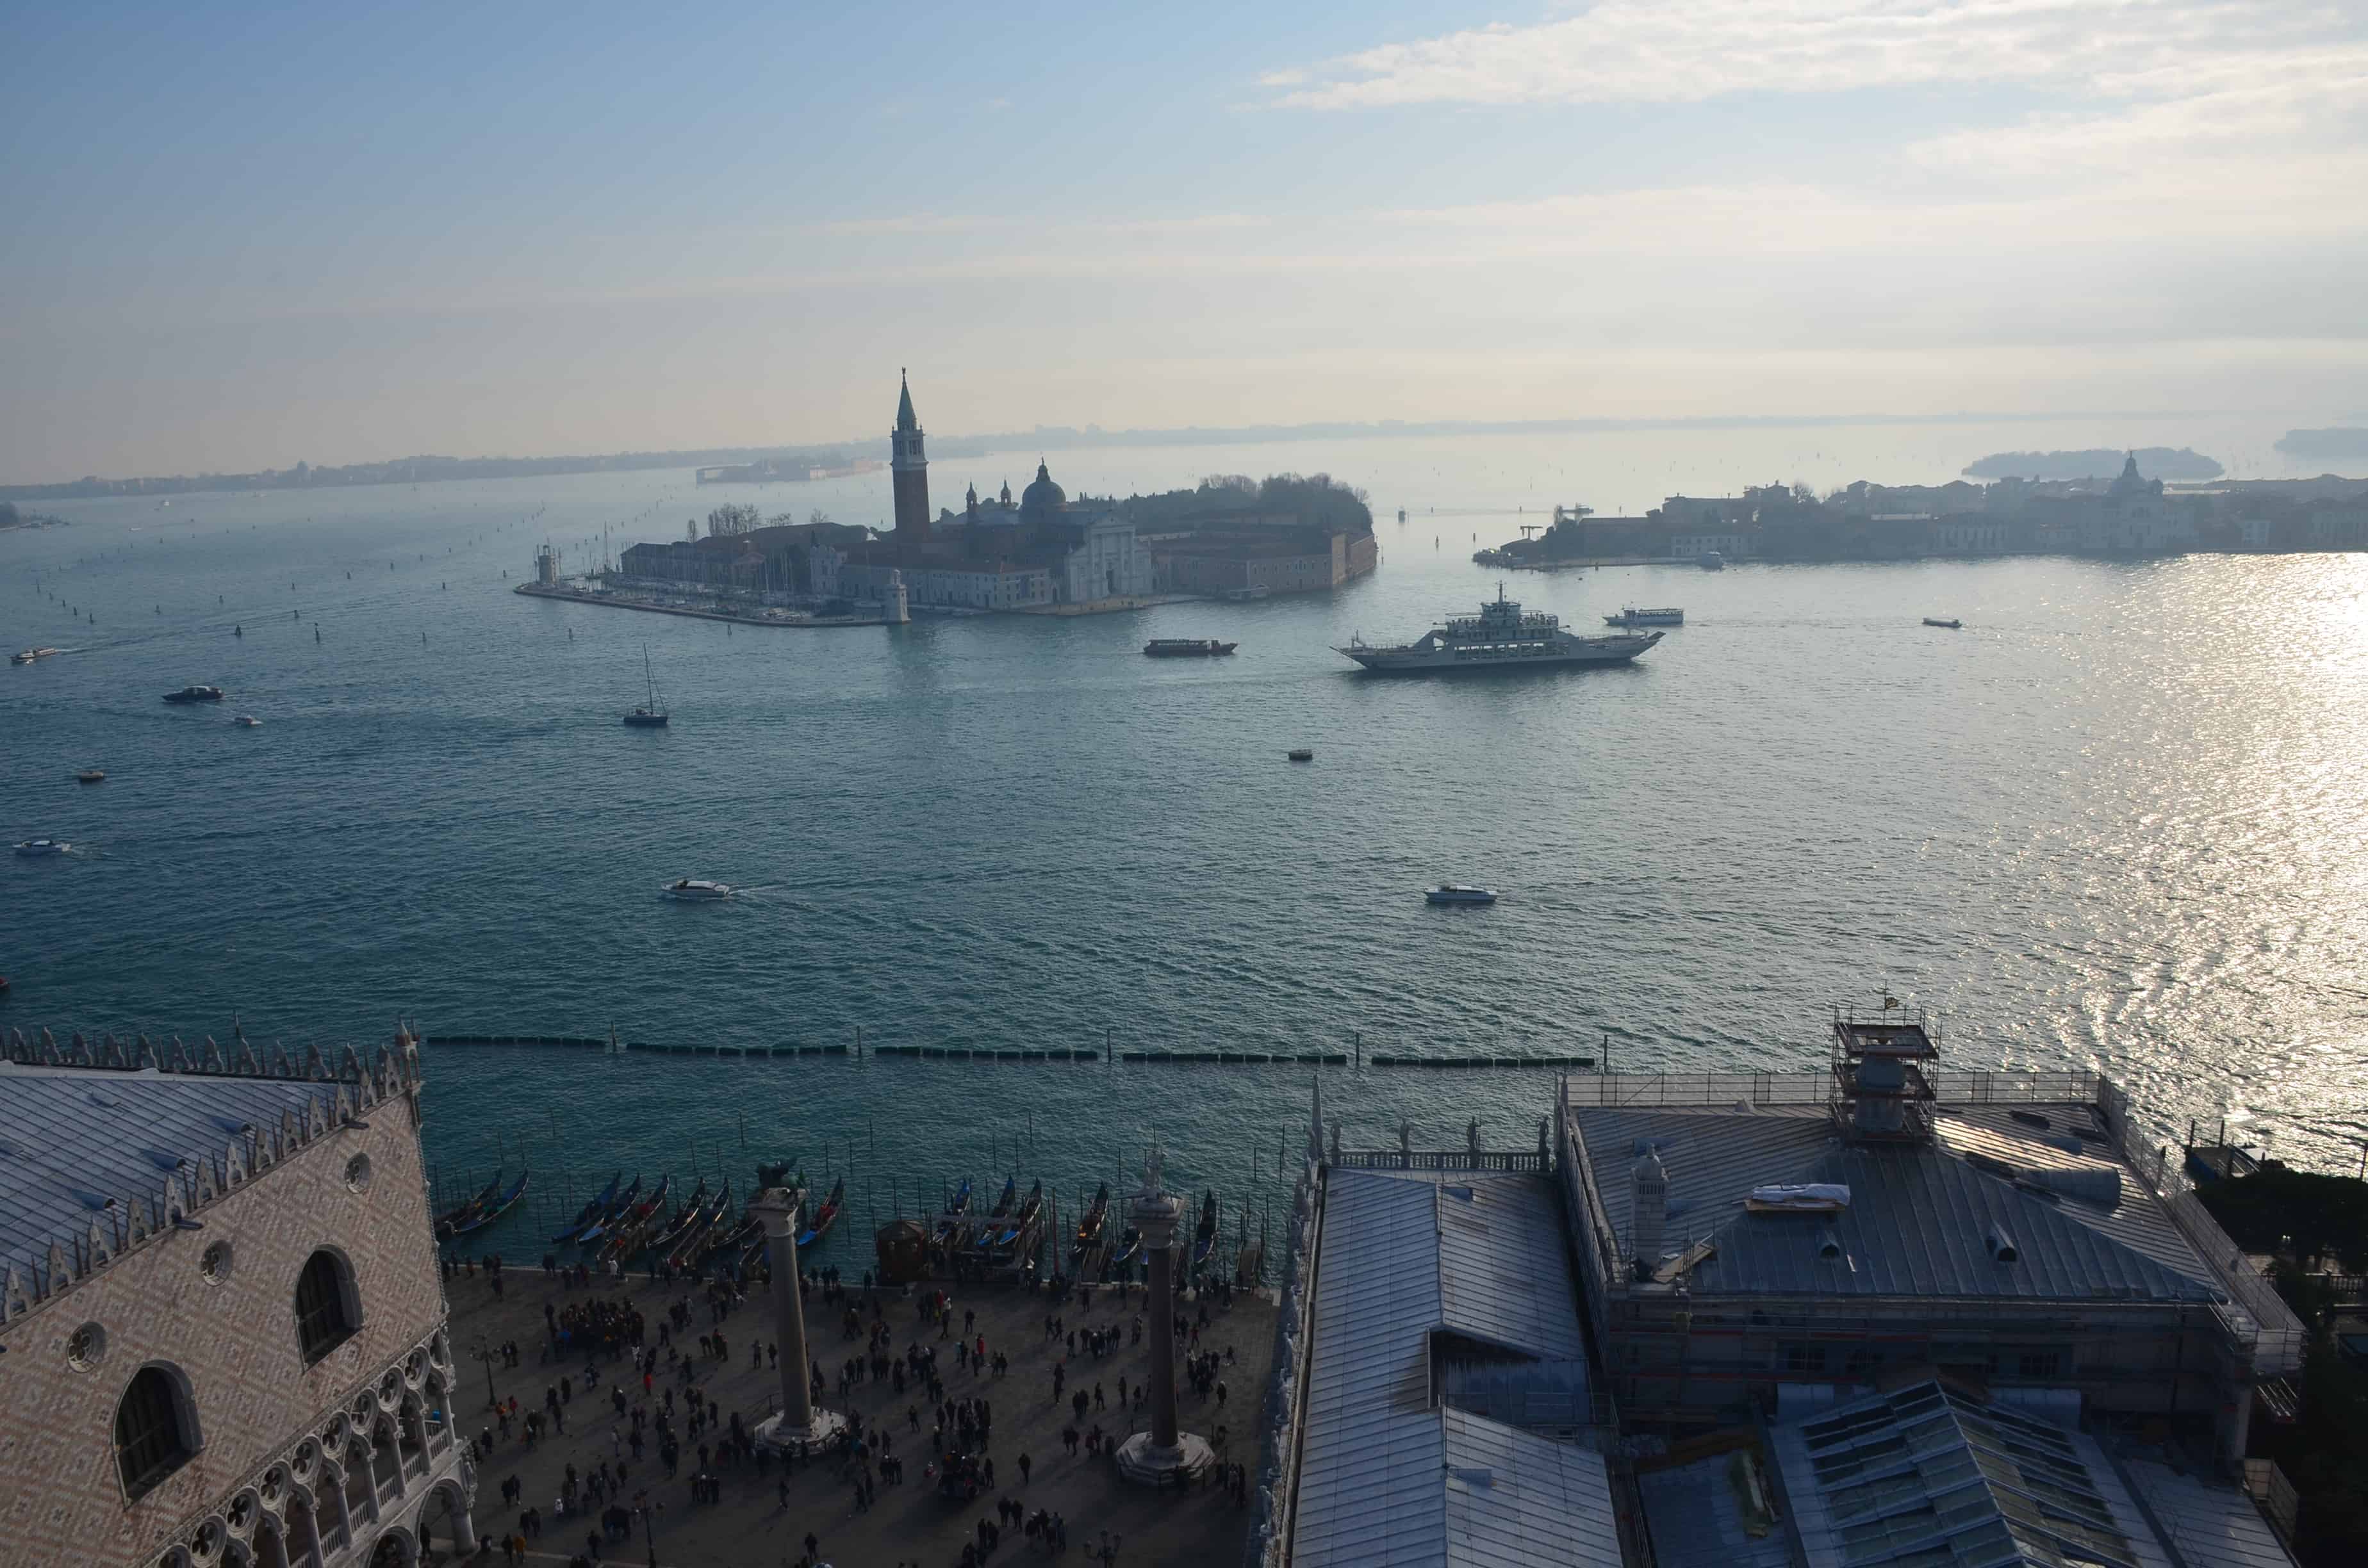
[662,879,734,901]
[1922,617,1962,629]
[13,839,71,857]
[1425,884,1497,906]
[163,685,225,704]
[75,769,105,784]
[12,647,60,666]
[1144,638,1237,657]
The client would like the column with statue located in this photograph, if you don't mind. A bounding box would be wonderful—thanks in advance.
[1117,1138,1215,1487]
[750,1185,848,1456]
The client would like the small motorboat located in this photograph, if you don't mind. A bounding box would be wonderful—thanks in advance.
[163,685,226,704]
[1426,884,1497,906]
[1922,617,1962,630]
[13,839,71,857]
[12,647,60,665]
[234,715,263,727]
[1287,748,1314,762]
[662,879,734,901]
[75,769,106,784]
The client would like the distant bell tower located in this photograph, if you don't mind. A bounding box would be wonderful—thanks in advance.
[892,368,930,545]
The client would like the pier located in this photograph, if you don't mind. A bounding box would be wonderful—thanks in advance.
[418,1029,1597,1069]
[512,578,903,628]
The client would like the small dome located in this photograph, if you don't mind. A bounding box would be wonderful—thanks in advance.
[1020,460,1066,519]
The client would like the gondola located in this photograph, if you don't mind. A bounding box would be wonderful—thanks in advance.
[974,1176,1017,1250]
[596,1173,674,1262]
[1190,1189,1219,1272]
[663,1179,733,1273]
[798,1175,845,1250]
[1071,1181,1110,1265]
[575,1174,643,1247]
[447,1170,530,1239]
[1110,1225,1142,1266]
[552,1170,624,1245]
[436,1171,504,1239]
[704,1214,763,1263]
[992,1179,1042,1253]
[642,1177,710,1259]
[933,1177,973,1246]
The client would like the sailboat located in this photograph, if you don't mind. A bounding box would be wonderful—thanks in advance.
[624,644,668,727]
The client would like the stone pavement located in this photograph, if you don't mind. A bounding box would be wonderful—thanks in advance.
[434,1259,1276,1568]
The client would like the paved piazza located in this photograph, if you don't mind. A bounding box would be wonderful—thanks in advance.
[434,1259,1276,1568]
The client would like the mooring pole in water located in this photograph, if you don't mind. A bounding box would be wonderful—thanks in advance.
[1354,1032,1360,1070]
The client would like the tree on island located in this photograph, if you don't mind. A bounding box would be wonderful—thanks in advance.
[707,502,761,537]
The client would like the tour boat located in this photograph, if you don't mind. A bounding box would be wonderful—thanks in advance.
[75,769,105,784]
[163,685,226,703]
[662,878,734,901]
[1922,617,1963,629]
[1425,884,1498,906]
[13,839,70,857]
[1287,748,1314,762]
[1602,607,1684,627]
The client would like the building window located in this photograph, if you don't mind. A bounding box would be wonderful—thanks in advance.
[344,1154,373,1194]
[68,1321,109,1372]
[1783,1344,1827,1374]
[295,1250,358,1364]
[2018,1350,2064,1379]
[116,1366,194,1500]
[200,1241,233,1285]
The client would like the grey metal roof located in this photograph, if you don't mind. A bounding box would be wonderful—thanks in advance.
[1636,1453,1795,1568]
[0,1063,343,1294]
[1773,1380,2147,1568]
[1570,1103,2221,1302]
[1293,1168,1619,1568]
[2116,1459,2297,1568]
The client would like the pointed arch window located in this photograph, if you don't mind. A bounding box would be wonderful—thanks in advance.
[295,1250,358,1364]
[116,1365,195,1499]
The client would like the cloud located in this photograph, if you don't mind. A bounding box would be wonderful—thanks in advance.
[1263,1,2359,110]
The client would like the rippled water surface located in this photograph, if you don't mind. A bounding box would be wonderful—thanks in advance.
[6,434,2365,1259]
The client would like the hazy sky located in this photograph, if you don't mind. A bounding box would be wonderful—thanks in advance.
[4,1,2365,481]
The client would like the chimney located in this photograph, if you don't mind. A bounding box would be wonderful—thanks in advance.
[1631,1147,1668,1278]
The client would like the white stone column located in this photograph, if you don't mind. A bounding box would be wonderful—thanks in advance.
[1116,1150,1213,1487]
[750,1185,848,1456]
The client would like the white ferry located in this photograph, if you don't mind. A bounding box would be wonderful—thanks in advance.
[1603,607,1684,627]
[1336,587,1662,673]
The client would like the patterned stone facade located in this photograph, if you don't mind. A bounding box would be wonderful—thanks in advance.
[0,1033,472,1568]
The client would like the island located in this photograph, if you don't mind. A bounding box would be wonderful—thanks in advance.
[1962,446,2223,480]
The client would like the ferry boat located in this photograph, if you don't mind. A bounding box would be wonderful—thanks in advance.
[1144,638,1237,657]
[1604,607,1684,627]
[662,879,734,901]
[1337,587,1663,673]
[1425,884,1497,906]
[163,685,225,703]
[12,647,60,666]
[1922,617,1962,630]
[13,839,70,857]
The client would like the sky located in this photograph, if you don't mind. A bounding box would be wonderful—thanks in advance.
[3,0,2365,482]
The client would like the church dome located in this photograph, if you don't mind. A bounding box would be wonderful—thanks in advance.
[1019,461,1066,521]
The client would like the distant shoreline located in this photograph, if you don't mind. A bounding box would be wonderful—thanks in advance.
[0,409,2249,502]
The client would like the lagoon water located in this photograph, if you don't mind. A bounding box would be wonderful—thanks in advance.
[6,420,2365,1262]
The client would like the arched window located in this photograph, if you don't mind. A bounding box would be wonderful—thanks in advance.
[295,1251,358,1364]
[116,1365,194,1499]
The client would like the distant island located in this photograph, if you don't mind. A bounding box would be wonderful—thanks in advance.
[2275,429,2368,459]
[0,501,67,529]
[1962,447,2223,480]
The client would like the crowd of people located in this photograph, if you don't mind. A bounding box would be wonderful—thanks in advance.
[453,1242,1263,1565]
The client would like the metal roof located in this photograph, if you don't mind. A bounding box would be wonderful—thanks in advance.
[0,1063,343,1292]
[1570,1103,2221,1302]
[2116,1460,2298,1568]
[1636,1453,1795,1568]
[1773,1380,2146,1568]
[1292,1168,1620,1568]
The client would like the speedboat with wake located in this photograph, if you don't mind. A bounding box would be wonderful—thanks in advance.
[662,879,733,901]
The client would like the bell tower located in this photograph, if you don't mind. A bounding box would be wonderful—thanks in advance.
[892,369,930,545]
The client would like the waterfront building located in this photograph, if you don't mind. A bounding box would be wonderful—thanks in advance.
[0,1027,472,1568]
[1263,1013,2306,1568]
[814,377,1156,611]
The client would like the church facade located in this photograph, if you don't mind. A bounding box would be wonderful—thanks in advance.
[813,376,1155,612]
